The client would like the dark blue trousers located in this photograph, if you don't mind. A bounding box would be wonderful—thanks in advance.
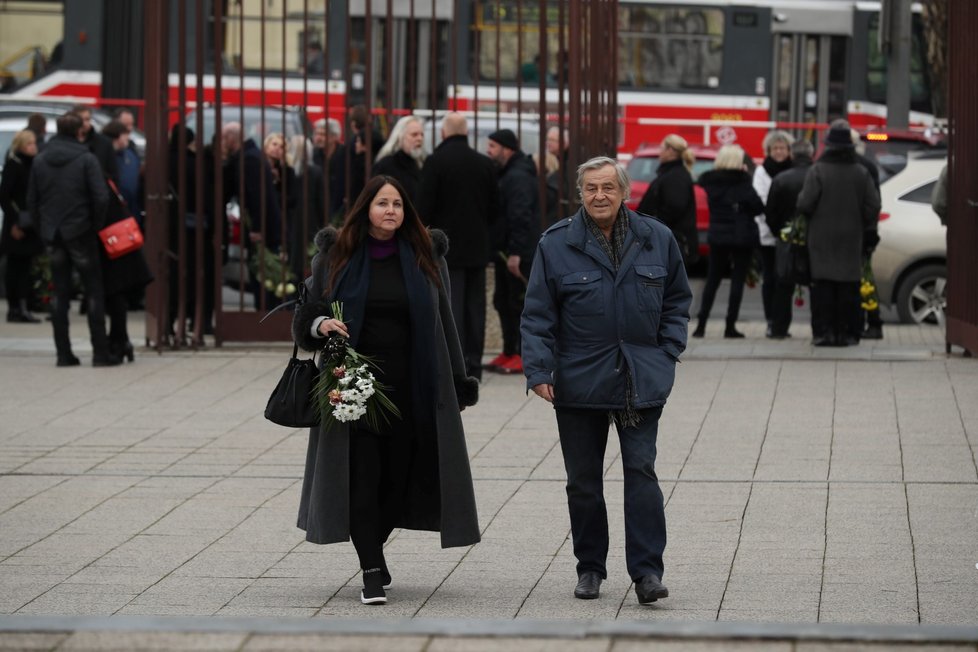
[555,406,667,582]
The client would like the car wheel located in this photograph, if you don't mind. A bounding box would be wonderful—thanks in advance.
[895,264,947,326]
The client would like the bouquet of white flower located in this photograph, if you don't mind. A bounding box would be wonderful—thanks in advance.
[314,301,401,430]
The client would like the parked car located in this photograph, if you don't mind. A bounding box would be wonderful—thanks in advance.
[0,97,146,158]
[858,127,946,183]
[624,144,724,258]
[871,151,947,325]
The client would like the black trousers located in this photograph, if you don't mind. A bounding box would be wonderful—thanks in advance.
[105,292,129,346]
[492,259,527,356]
[49,234,109,358]
[4,253,33,311]
[449,266,486,380]
[348,430,413,572]
[758,245,777,324]
[555,406,667,582]
[810,279,861,343]
[770,278,796,337]
[697,245,752,328]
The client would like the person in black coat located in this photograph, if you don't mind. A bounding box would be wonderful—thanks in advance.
[636,133,699,268]
[291,175,480,605]
[417,112,499,379]
[100,121,152,360]
[692,144,766,339]
[486,129,539,374]
[0,130,44,322]
[72,105,118,183]
[764,139,814,338]
[312,117,347,222]
[371,116,424,207]
[28,113,118,366]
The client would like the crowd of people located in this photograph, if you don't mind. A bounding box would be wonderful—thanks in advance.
[1,105,150,366]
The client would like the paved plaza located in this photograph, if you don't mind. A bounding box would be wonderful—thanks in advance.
[0,307,976,649]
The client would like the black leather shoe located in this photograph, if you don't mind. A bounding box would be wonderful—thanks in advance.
[723,328,745,339]
[56,354,81,367]
[635,575,669,604]
[812,336,833,347]
[574,571,602,599]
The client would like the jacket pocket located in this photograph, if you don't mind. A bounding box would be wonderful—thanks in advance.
[634,264,667,313]
[560,269,603,315]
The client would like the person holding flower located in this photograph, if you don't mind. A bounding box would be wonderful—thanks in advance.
[291,175,481,606]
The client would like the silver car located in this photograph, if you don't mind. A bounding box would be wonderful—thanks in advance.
[871,152,947,325]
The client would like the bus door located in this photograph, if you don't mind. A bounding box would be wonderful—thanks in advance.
[771,32,848,144]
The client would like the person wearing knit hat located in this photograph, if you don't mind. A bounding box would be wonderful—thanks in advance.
[796,119,881,347]
[485,127,539,375]
[487,128,519,152]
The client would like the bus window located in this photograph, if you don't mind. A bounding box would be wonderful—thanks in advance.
[865,14,931,112]
[618,6,723,90]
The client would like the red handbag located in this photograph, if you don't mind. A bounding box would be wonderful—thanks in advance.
[99,217,144,259]
[99,179,144,259]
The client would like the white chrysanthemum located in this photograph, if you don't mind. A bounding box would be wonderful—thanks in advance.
[341,389,361,402]
[338,375,353,386]
[358,384,375,399]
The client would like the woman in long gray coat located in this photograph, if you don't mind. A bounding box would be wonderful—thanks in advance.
[292,175,480,605]
[797,121,880,346]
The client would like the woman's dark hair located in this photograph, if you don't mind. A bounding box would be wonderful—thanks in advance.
[168,123,195,150]
[102,119,128,140]
[326,175,440,294]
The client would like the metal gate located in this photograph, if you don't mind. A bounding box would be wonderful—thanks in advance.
[946,0,978,355]
[141,0,620,348]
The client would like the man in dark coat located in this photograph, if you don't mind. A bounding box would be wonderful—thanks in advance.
[851,129,884,340]
[797,120,881,346]
[486,128,539,375]
[521,156,691,604]
[764,139,814,338]
[27,113,119,367]
[418,113,499,380]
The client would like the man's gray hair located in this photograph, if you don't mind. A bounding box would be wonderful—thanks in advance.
[314,118,341,136]
[576,156,629,201]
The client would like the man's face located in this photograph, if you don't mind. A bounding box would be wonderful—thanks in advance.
[118,112,135,131]
[487,140,507,166]
[313,126,328,148]
[401,121,424,156]
[581,165,623,224]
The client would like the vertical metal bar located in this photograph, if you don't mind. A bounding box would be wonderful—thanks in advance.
[609,0,619,158]
[175,0,188,347]
[386,0,393,130]
[193,0,206,347]
[365,0,374,178]
[516,0,523,140]
[451,0,458,107]
[212,0,224,346]
[472,0,479,148]
[258,0,268,313]
[495,0,501,132]
[281,0,289,297]
[568,0,581,176]
[429,0,437,126]
[557,0,567,211]
[302,0,311,272]
[323,0,332,228]
[143,0,169,352]
[237,0,246,312]
[537,0,547,230]
[343,4,352,210]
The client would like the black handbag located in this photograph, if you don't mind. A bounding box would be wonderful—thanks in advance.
[264,341,320,427]
[775,216,810,286]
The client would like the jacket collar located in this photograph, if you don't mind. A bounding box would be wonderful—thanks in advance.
[566,206,655,274]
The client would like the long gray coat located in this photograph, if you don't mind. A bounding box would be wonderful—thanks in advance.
[291,227,481,548]
[796,146,881,282]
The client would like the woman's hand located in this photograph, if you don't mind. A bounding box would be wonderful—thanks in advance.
[317,317,349,339]
[10,224,25,240]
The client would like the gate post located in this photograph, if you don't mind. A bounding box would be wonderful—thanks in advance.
[142,0,171,350]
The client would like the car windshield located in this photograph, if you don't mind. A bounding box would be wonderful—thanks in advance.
[864,138,946,184]
[627,156,714,183]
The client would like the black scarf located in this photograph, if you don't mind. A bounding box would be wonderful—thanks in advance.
[762,156,793,179]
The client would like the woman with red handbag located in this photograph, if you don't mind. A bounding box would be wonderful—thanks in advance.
[100,121,152,361]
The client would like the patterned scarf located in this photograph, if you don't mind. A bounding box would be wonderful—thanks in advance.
[583,205,642,429]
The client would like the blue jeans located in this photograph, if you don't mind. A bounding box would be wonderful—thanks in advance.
[555,406,666,582]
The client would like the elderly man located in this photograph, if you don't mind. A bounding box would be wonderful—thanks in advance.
[312,118,346,220]
[521,156,691,604]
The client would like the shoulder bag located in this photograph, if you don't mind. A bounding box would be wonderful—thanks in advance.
[263,284,321,428]
[98,180,144,259]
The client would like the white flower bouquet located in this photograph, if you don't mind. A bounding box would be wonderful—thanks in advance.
[314,301,401,430]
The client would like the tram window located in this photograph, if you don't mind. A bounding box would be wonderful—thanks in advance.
[865,14,931,110]
[0,0,63,90]
[617,6,724,90]
[474,2,563,83]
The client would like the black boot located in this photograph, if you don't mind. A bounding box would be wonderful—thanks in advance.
[692,319,706,338]
[92,351,123,367]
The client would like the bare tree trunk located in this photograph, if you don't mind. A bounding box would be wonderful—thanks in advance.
[922,0,948,117]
